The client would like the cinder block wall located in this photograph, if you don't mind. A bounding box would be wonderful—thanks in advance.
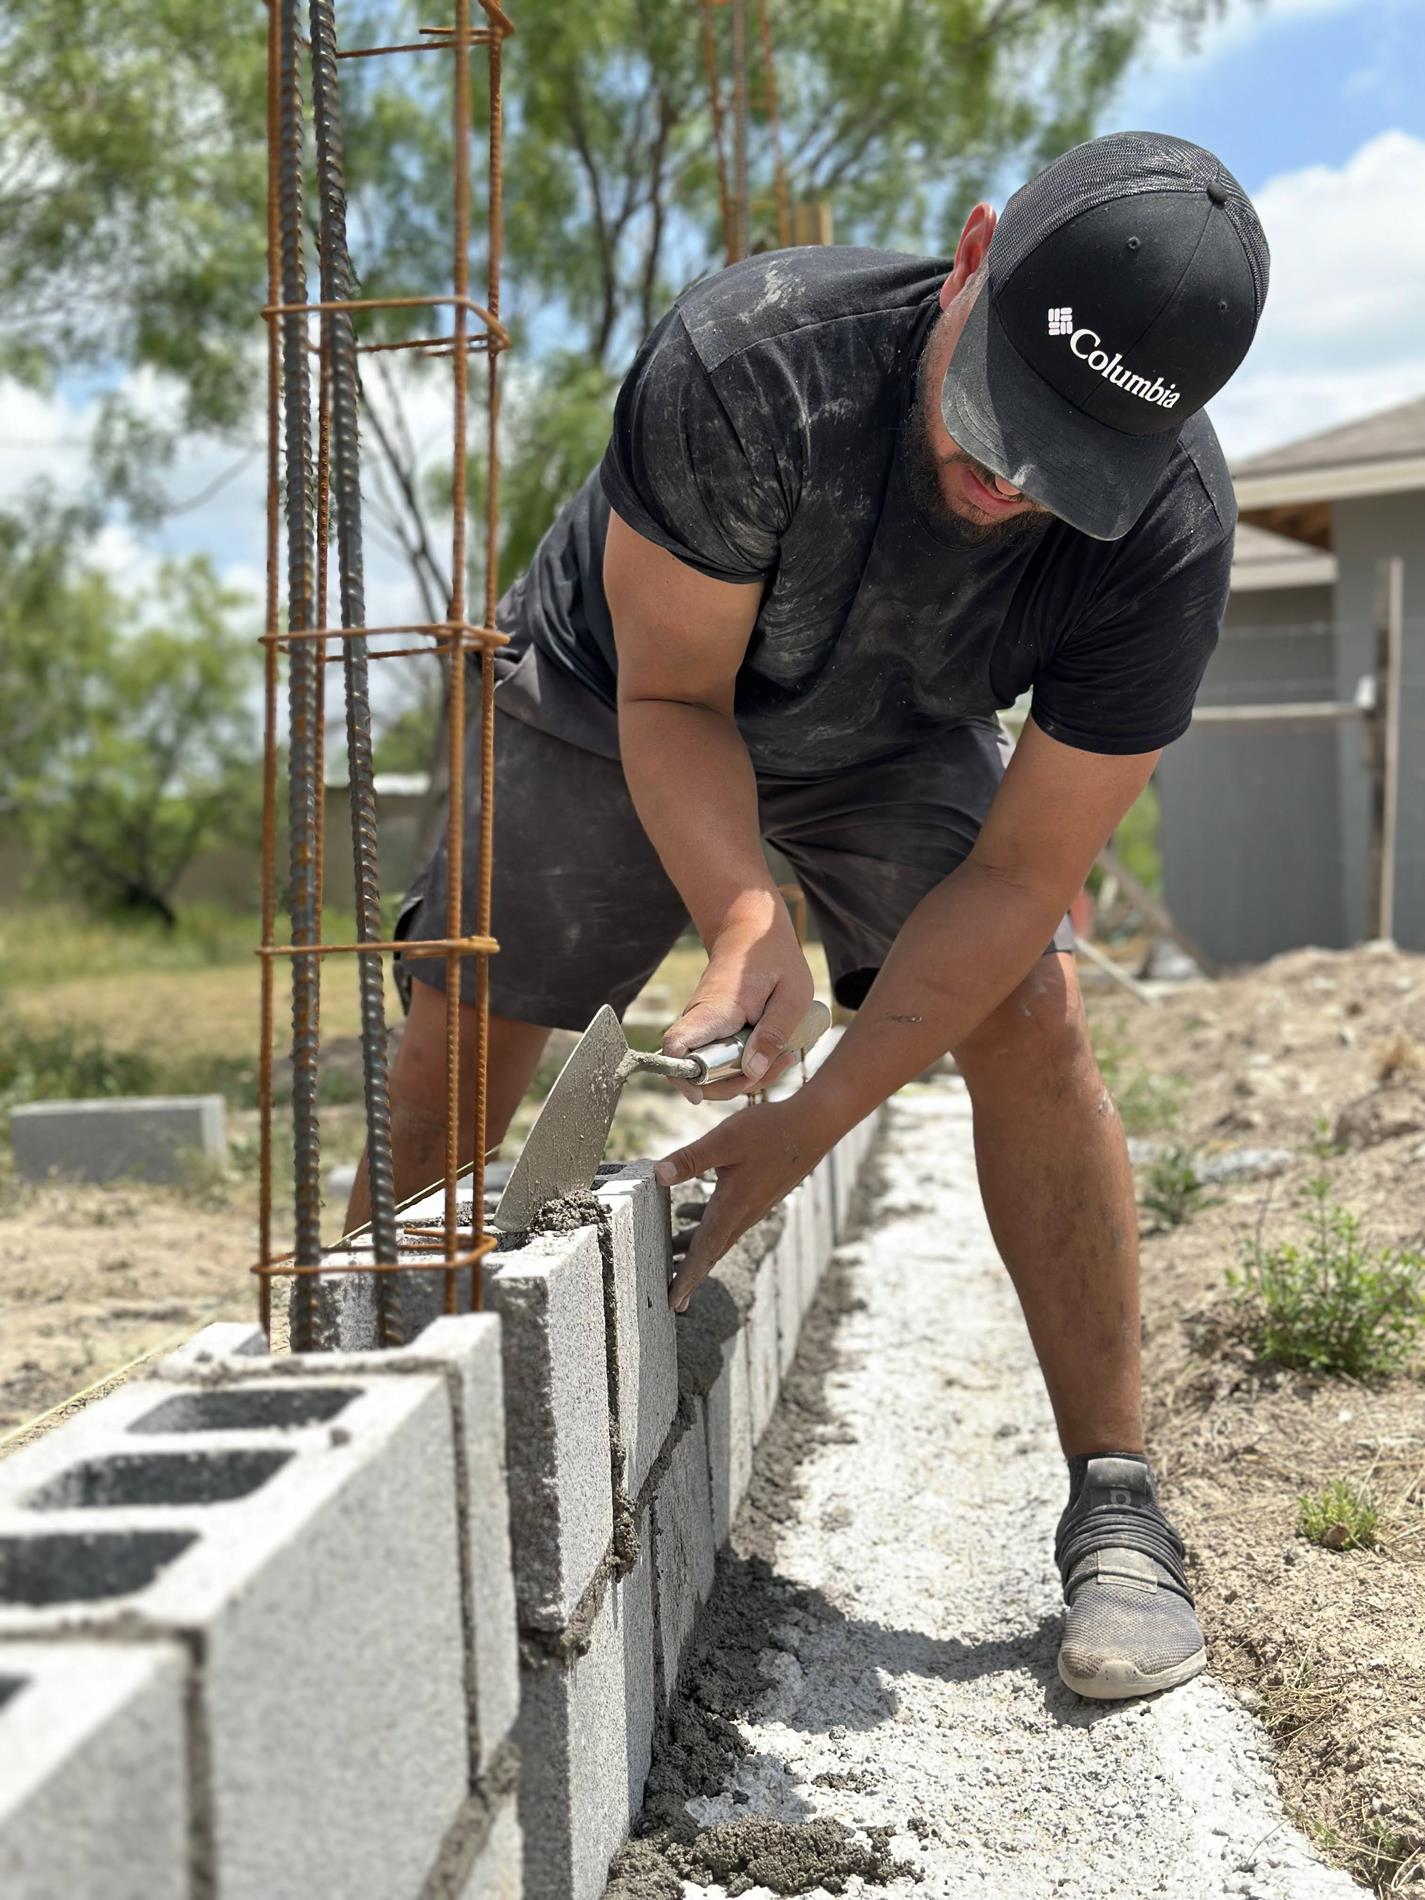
[0,1053,883,1900]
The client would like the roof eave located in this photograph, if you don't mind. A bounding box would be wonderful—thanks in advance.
[1233,456,1425,509]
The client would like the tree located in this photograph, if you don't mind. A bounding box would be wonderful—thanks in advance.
[0,0,1227,554]
[0,521,263,926]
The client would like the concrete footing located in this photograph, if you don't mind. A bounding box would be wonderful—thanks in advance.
[0,1031,884,1899]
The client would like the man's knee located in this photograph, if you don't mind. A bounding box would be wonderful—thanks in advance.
[953,954,1096,1098]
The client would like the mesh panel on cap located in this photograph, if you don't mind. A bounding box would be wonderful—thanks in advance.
[992,130,1269,320]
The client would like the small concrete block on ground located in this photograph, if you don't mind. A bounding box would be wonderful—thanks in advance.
[596,1162,678,1501]
[9,1095,226,1185]
[0,1372,469,1900]
[517,1531,655,1900]
[485,1225,614,1632]
[459,1791,523,1900]
[651,1403,717,1705]
[0,1641,189,1900]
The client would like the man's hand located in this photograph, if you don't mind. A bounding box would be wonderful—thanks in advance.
[655,1095,832,1310]
[663,901,814,1102]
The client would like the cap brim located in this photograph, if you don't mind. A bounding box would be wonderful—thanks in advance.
[941,289,1176,541]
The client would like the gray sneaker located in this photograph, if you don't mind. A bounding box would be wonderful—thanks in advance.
[1054,1454,1206,1700]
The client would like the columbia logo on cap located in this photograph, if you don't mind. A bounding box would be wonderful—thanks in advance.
[1047,306,1073,336]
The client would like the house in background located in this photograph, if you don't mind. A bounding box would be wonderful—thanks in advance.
[1157,396,1425,964]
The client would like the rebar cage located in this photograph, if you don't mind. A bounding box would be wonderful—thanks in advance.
[256,0,513,1345]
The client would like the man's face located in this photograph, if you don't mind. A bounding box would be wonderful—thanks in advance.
[905,278,1049,546]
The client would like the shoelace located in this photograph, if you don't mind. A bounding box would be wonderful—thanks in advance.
[1055,1495,1192,1599]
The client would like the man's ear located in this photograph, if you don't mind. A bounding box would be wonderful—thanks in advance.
[939,202,997,310]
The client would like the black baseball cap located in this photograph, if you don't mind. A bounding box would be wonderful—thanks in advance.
[941,131,1270,540]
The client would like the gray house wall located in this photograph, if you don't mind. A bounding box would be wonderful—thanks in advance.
[1330,493,1423,948]
[1158,584,1344,963]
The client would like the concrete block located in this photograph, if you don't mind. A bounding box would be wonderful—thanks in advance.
[772,1185,808,1376]
[460,1790,523,1900]
[10,1095,225,1185]
[0,1641,189,1900]
[0,1373,470,1900]
[745,1251,782,1445]
[595,1162,678,1502]
[651,1405,717,1705]
[413,1316,522,1773]
[485,1226,614,1631]
[517,1529,655,1900]
[703,1323,754,1545]
[155,1314,523,1775]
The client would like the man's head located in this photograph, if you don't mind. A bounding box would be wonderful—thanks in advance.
[929,132,1269,541]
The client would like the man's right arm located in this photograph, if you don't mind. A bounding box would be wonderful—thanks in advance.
[604,507,814,1094]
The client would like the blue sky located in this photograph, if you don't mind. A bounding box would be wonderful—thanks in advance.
[3,0,1423,616]
[1109,0,1425,190]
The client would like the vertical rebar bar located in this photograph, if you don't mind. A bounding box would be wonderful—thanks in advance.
[730,0,749,262]
[699,0,734,266]
[278,0,325,1347]
[258,0,283,1337]
[469,4,505,1316]
[755,0,791,249]
[445,0,474,1314]
[308,0,403,1342]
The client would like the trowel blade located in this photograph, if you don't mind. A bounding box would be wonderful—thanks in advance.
[493,1004,631,1233]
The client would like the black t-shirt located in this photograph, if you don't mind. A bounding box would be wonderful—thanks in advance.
[497,246,1235,777]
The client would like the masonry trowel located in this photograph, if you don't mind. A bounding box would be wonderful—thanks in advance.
[492,1000,832,1233]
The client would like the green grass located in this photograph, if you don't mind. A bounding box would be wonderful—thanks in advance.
[1230,1174,1425,1378]
[1140,1145,1217,1231]
[1298,1479,1379,1551]
[1094,1031,1185,1136]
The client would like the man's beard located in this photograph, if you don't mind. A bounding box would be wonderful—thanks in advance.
[903,332,1045,548]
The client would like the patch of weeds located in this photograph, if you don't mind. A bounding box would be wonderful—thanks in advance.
[1140,1144,1218,1231]
[1229,1173,1425,1378]
[1094,1032,1185,1135]
[1256,1641,1341,1746]
[174,1146,239,1211]
[1298,1478,1379,1551]
[0,1020,157,1123]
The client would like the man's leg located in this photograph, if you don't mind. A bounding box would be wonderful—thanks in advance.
[344,982,551,1232]
[950,949,1142,1457]
[952,951,1204,1699]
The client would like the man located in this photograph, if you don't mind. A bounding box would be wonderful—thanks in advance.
[351,131,1269,1700]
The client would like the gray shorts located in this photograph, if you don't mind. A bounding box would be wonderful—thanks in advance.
[396,651,1073,1029]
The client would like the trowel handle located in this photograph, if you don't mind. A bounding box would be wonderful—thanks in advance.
[687,1000,832,1085]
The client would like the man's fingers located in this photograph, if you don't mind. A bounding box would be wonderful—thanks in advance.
[740,977,815,1083]
[662,994,745,1060]
[654,1126,726,1189]
[668,1197,739,1311]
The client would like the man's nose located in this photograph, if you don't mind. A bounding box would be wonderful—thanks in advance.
[989,472,1024,500]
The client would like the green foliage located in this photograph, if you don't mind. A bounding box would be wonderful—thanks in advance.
[0,1020,157,1123]
[1112,782,1162,896]
[1140,1144,1216,1230]
[0,0,1227,556]
[1095,1035,1185,1135]
[1297,1479,1379,1552]
[1230,1175,1425,1379]
[0,522,261,925]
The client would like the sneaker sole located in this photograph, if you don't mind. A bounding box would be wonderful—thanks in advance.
[1058,1645,1207,1701]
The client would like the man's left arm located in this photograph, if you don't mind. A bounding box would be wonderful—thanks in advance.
[657,717,1159,1307]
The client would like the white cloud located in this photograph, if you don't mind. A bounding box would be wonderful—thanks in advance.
[1209,129,1425,458]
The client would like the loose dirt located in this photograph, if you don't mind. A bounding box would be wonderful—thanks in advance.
[1092,941,1425,1892]
[609,1082,1360,1899]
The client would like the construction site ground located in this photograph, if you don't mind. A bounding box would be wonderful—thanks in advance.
[3,919,1422,1892]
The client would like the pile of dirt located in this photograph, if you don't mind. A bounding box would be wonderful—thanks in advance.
[1095,941,1425,1892]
